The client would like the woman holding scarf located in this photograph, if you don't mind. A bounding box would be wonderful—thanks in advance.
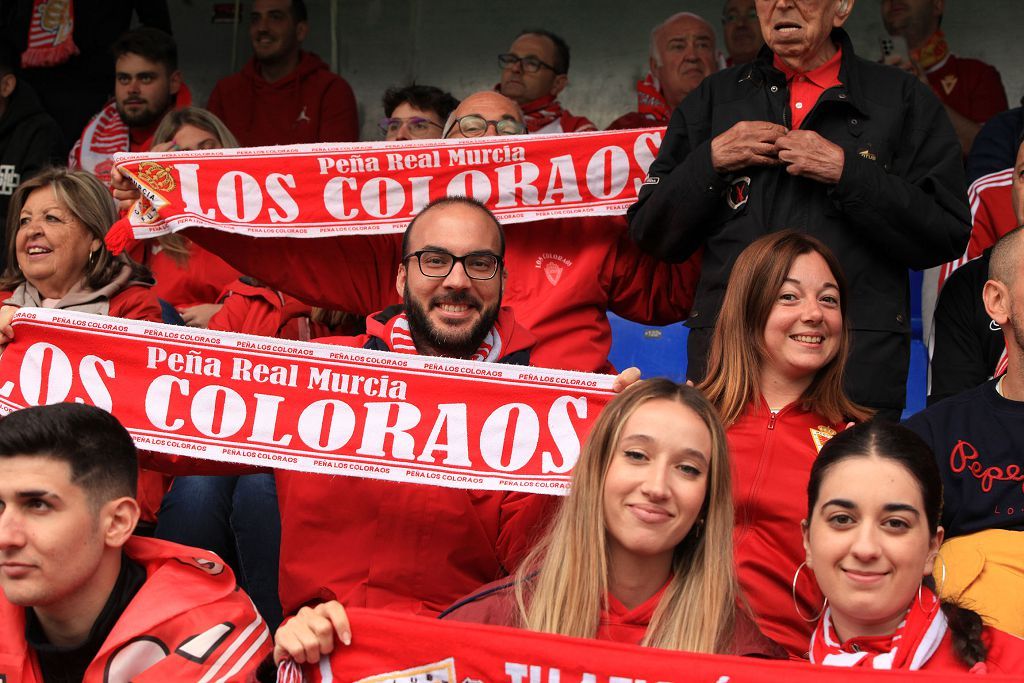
[269,380,784,665]
[801,421,1024,673]
[697,230,872,657]
[0,167,166,524]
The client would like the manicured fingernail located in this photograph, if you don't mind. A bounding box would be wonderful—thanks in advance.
[342,632,351,646]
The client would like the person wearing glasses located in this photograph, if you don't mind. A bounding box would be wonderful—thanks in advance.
[722,0,764,66]
[379,84,459,142]
[607,13,720,130]
[172,91,698,376]
[140,197,559,645]
[496,29,595,134]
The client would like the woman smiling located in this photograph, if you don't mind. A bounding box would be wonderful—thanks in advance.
[269,381,784,664]
[699,231,871,657]
[802,421,1024,673]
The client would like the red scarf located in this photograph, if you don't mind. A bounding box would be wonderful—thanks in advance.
[379,310,505,362]
[911,30,950,71]
[636,71,671,124]
[809,589,947,670]
[518,93,567,133]
[21,0,79,67]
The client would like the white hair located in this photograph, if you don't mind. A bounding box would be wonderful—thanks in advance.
[649,11,716,66]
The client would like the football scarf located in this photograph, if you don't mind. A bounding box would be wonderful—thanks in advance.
[21,0,79,67]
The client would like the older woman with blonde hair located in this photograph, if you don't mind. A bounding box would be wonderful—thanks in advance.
[0,167,166,525]
[269,380,784,665]
[0,167,159,319]
[698,230,872,658]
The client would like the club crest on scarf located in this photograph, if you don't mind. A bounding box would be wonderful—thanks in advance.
[536,253,573,287]
[727,176,751,210]
[354,657,457,683]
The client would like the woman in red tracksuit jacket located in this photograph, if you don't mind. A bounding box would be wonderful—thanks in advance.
[270,380,785,667]
[697,231,873,659]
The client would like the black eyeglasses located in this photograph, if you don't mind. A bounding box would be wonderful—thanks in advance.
[379,116,442,138]
[723,8,758,23]
[443,114,526,139]
[404,250,503,280]
[498,53,557,74]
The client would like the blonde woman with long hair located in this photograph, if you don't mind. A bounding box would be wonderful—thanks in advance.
[270,380,784,664]
[697,230,872,658]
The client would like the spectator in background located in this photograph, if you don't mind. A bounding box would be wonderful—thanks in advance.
[722,0,764,66]
[380,84,458,141]
[629,0,969,419]
[207,0,358,146]
[496,29,595,134]
[906,225,1024,638]
[69,27,190,185]
[607,13,718,130]
[881,0,1007,155]
[126,107,241,328]
[0,1,171,157]
[0,44,63,270]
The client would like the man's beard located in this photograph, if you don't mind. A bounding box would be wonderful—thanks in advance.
[404,286,500,359]
[116,96,171,128]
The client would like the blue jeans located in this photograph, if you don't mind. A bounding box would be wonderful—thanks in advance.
[155,474,283,632]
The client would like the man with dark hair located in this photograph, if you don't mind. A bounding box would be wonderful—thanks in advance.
[881,0,1007,155]
[207,0,358,146]
[379,84,459,141]
[0,44,62,265]
[497,29,594,133]
[69,27,190,184]
[0,403,270,681]
[607,12,719,130]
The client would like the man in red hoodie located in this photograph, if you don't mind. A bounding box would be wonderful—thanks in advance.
[207,0,358,147]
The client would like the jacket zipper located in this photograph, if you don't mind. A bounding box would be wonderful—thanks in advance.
[768,410,778,429]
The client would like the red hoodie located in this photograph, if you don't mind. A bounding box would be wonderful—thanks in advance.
[0,537,270,682]
[207,51,358,147]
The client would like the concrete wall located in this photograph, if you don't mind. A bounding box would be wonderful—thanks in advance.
[169,1,1023,141]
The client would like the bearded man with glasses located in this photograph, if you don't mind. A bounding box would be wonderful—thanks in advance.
[495,29,595,134]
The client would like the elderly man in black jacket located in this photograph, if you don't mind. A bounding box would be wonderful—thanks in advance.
[628,0,969,418]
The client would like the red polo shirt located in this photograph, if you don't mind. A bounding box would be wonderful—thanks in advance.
[773,47,843,129]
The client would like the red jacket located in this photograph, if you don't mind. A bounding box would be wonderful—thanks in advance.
[729,399,845,659]
[936,167,1015,292]
[207,278,346,340]
[443,576,786,658]
[142,307,557,618]
[185,215,698,373]
[207,51,358,147]
[127,240,240,309]
[0,537,270,682]
[921,627,1024,674]
[926,54,1008,126]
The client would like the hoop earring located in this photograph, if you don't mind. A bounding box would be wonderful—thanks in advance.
[792,561,827,622]
[919,552,948,613]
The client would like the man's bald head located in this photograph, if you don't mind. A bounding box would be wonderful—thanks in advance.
[443,91,525,138]
[649,12,718,110]
[989,225,1024,288]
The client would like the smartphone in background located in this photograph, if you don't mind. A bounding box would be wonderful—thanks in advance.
[879,34,910,64]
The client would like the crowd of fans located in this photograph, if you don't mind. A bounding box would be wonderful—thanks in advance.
[0,0,1023,680]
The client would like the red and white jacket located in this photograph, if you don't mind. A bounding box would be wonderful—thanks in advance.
[729,399,845,659]
[184,215,699,374]
[938,167,1016,290]
[0,537,270,682]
